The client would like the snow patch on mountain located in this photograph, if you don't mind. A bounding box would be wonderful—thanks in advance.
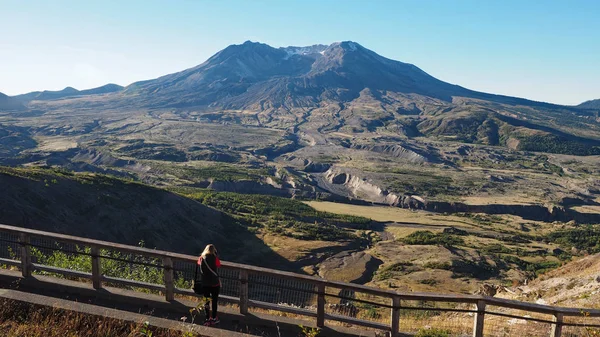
[281,44,328,59]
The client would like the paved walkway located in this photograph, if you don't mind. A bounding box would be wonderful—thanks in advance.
[0,269,380,337]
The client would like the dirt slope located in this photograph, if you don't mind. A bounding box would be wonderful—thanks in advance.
[501,254,600,308]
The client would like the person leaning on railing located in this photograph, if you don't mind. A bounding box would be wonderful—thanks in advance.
[193,244,221,326]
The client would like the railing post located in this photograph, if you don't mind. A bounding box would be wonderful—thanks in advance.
[19,233,32,278]
[390,295,401,337]
[163,257,174,302]
[317,283,325,328]
[550,313,563,337]
[473,300,486,337]
[239,270,249,315]
[91,246,102,289]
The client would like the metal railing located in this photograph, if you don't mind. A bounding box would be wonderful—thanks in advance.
[0,223,598,337]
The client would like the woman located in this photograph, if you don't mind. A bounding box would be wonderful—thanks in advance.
[197,244,221,326]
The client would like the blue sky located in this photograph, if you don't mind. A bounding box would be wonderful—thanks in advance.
[1,0,598,105]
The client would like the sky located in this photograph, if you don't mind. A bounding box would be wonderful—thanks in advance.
[0,0,598,105]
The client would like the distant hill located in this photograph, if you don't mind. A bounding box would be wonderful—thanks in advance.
[0,92,25,110]
[15,83,124,102]
[0,167,277,261]
[578,99,600,109]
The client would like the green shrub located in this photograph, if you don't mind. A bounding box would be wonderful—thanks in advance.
[415,328,452,337]
[420,278,438,285]
[481,244,513,254]
[375,262,414,280]
[400,231,464,247]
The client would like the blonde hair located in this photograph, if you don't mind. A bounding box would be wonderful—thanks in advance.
[201,244,217,257]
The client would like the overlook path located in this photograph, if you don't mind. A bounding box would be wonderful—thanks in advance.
[0,269,374,337]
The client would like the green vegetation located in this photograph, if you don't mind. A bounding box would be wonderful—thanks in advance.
[0,166,137,187]
[415,328,452,337]
[176,188,371,241]
[420,278,438,286]
[450,259,500,279]
[400,231,464,247]
[419,113,491,144]
[375,262,414,281]
[299,325,321,337]
[20,244,191,291]
[516,134,600,156]
[154,163,271,182]
[458,152,563,175]
[490,254,560,277]
[545,227,600,254]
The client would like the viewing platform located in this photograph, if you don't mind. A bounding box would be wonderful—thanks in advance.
[0,223,599,337]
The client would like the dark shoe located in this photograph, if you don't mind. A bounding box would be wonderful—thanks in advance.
[212,317,220,324]
[203,318,214,326]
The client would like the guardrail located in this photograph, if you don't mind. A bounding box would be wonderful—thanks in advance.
[0,223,598,337]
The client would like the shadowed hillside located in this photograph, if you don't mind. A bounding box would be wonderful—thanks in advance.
[0,167,291,268]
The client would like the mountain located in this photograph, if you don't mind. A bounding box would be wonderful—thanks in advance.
[578,99,600,109]
[15,83,124,102]
[114,41,600,155]
[0,92,25,110]
[124,41,570,110]
[4,40,600,159]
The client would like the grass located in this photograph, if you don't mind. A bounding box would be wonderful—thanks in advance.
[0,299,195,337]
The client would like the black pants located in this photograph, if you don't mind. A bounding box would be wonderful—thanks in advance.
[202,286,220,319]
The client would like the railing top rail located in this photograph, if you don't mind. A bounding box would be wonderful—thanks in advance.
[2,223,600,317]
[0,223,187,259]
[485,297,600,317]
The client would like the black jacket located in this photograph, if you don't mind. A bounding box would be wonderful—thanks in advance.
[197,254,220,287]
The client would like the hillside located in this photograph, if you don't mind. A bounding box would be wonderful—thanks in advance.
[0,92,25,111]
[0,167,379,271]
[500,253,600,309]
[579,99,600,110]
[0,167,285,265]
